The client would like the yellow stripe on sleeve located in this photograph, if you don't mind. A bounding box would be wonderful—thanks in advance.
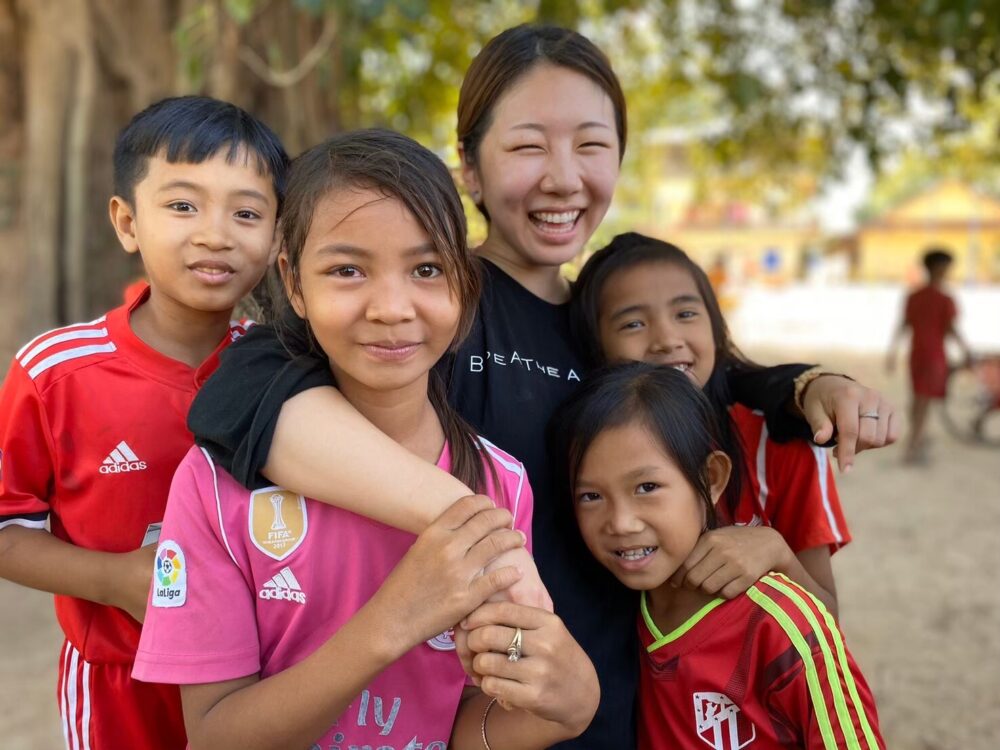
[770,573,881,750]
[746,585,840,750]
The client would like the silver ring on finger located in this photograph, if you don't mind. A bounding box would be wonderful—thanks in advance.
[859,411,880,420]
[507,626,523,662]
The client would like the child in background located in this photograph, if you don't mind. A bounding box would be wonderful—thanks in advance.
[571,233,854,616]
[0,96,288,749]
[134,129,597,750]
[887,247,972,464]
[552,363,884,749]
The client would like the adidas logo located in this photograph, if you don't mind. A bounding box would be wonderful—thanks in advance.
[258,566,306,604]
[99,441,148,474]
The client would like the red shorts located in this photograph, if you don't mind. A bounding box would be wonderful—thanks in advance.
[909,356,949,399]
[57,640,186,750]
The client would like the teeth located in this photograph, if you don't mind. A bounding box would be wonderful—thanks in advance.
[672,364,689,373]
[531,210,580,225]
[616,546,655,561]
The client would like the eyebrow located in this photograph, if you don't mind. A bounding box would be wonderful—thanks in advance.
[608,295,703,321]
[156,180,271,204]
[313,242,439,259]
[510,121,613,133]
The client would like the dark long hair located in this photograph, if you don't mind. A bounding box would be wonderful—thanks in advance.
[569,232,762,519]
[552,363,728,530]
[272,128,492,495]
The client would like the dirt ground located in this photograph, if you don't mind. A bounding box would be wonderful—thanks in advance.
[0,349,997,749]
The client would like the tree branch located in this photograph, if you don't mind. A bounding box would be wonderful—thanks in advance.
[239,10,336,89]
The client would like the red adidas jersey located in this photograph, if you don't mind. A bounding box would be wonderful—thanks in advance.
[638,574,884,750]
[0,286,248,664]
[727,405,850,553]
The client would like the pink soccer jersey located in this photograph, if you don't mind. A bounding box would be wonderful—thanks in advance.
[134,438,533,748]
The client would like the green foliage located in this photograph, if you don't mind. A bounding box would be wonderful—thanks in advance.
[169,0,998,213]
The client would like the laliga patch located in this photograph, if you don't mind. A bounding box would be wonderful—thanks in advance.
[249,487,308,561]
[152,540,187,608]
[426,628,456,651]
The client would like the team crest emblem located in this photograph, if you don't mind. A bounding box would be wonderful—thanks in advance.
[693,691,756,750]
[249,488,308,561]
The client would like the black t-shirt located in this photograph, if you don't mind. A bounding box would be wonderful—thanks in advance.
[188,258,812,749]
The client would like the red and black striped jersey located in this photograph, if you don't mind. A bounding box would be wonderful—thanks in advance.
[0,285,248,663]
[638,573,883,750]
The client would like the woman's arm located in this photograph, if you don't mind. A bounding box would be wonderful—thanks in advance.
[728,365,899,472]
[181,496,527,750]
[191,324,479,532]
[267,387,470,532]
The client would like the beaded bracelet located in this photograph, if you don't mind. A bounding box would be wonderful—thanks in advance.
[481,696,498,750]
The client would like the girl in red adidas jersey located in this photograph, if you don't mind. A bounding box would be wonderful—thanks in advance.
[570,233,868,617]
[551,363,885,749]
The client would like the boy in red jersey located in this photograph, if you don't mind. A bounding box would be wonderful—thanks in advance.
[0,96,287,749]
[887,247,972,463]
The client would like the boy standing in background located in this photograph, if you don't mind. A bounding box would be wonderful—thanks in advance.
[887,247,972,464]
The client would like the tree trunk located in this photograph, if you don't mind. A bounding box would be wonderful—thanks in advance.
[19,0,72,335]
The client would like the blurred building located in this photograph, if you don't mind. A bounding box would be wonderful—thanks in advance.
[634,127,822,286]
[631,128,1000,286]
[855,180,1000,283]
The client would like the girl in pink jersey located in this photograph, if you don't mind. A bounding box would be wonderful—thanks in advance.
[551,363,884,749]
[570,233,856,617]
[134,129,598,750]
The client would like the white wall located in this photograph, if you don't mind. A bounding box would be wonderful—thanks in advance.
[729,283,1000,354]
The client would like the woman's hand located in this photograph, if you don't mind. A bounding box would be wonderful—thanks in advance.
[371,495,526,660]
[801,375,900,471]
[459,602,599,737]
[669,526,789,599]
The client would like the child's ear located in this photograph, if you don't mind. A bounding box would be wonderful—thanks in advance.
[266,223,282,266]
[277,249,306,319]
[109,196,140,255]
[704,450,732,507]
[457,143,482,206]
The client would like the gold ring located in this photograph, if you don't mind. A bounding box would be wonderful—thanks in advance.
[507,626,523,662]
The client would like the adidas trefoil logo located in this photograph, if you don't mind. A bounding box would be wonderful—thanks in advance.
[99,441,148,474]
[258,566,307,604]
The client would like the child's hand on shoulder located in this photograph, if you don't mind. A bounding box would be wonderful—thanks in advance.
[670,526,790,600]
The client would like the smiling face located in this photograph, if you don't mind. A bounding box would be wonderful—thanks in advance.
[597,261,717,387]
[111,148,278,318]
[574,422,711,590]
[282,187,461,401]
[462,63,620,270]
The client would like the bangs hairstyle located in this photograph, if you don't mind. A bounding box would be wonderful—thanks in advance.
[113,95,288,209]
[552,362,725,531]
[457,24,627,217]
[570,232,762,518]
[274,128,491,495]
[277,128,478,346]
